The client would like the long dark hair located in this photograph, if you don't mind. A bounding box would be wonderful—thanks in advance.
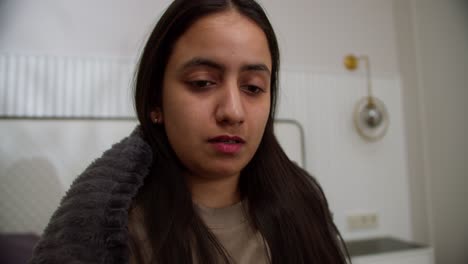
[132,0,349,263]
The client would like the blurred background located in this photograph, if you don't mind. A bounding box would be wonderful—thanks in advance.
[0,0,467,263]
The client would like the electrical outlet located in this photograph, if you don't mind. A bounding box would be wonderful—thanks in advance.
[347,212,378,231]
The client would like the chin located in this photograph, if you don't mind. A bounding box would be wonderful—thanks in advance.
[210,168,242,179]
[201,164,245,179]
[187,158,250,179]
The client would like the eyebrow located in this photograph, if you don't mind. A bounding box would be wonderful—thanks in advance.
[178,57,271,75]
[240,64,271,75]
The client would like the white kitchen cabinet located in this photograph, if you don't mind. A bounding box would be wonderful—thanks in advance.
[351,247,434,264]
[347,237,434,264]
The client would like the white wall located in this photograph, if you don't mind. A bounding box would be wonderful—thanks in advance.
[0,0,172,58]
[394,1,468,263]
[0,0,399,76]
[393,0,431,246]
[0,0,414,242]
[275,71,410,241]
[258,0,399,76]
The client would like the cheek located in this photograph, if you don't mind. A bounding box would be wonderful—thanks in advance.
[163,99,200,139]
[162,82,191,127]
[251,101,271,140]
[162,85,210,148]
[162,101,203,164]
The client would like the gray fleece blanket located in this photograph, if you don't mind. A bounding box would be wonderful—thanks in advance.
[30,127,153,264]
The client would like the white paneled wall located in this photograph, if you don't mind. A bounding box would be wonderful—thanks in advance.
[0,54,135,118]
[276,70,411,241]
[0,53,411,241]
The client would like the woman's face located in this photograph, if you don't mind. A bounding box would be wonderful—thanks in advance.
[160,11,272,181]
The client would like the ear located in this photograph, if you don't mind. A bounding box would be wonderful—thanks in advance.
[150,108,163,124]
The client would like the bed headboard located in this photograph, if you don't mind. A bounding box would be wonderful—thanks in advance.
[0,119,305,235]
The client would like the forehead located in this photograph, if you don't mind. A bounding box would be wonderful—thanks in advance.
[167,10,272,70]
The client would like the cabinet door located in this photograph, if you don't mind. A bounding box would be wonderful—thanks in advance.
[351,248,434,264]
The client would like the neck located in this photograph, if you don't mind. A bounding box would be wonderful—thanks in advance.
[187,172,241,208]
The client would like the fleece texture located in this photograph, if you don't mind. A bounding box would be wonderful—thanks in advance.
[30,127,153,264]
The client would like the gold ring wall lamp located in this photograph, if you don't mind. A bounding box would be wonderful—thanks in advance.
[344,55,389,142]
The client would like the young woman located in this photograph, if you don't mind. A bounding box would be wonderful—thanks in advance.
[31,0,350,263]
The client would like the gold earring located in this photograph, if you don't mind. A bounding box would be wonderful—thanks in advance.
[151,111,162,124]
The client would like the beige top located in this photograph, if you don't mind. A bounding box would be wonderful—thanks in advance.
[194,201,269,264]
[129,201,269,264]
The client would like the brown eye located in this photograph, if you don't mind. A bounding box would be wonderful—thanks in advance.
[243,85,264,95]
[189,80,216,89]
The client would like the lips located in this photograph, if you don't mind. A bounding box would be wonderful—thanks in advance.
[208,135,245,154]
[208,135,245,144]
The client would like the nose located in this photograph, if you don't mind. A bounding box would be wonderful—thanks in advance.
[215,82,245,126]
